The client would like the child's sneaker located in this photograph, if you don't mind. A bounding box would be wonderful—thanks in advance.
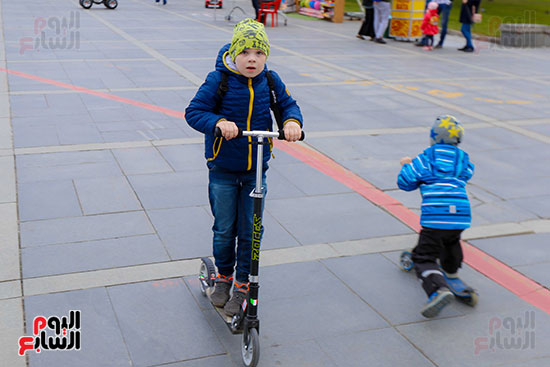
[420,287,454,318]
[224,281,248,317]
[423,45,430,51]
[210,274,233,307]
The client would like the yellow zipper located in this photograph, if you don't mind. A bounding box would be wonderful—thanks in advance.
[247,78,254,170]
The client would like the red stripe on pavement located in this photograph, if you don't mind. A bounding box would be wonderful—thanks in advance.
[274,140,550,314]
[0,67,185,119]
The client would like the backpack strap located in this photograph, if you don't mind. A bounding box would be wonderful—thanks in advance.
[266,71,285,131]
[214,71,229,114]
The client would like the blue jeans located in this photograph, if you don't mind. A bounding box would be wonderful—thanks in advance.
[461,23,473,48]
[208,165,267,283]
[437,3,452,46]
[155,0,166,4]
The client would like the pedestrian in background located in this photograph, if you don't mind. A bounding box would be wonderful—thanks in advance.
[356,0,375,41]
[373,0,391,44]
[459,0,481,52]
[435,0,453,48]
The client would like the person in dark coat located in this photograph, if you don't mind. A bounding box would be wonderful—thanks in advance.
[459,0,481,52]
[357,0,375,41]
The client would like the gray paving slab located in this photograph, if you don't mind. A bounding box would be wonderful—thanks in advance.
[156,144,207,171]
[470,234,550,268]
[147,206,213,260]
[397,308,550,367]
[271,161,353,197]
[22,234,169,278]
[508,195,550,218]
[107,278,225,367]
[73,176,141,215]
[515,263,550,289]
[56,124,104,145]
[316,328,436,367]
[18,180,82,221]
[112,146,173,175]
[148,355,238,367]
[20,211,155,247]
[126,166,206,206]
[323,254,462,325]
[266,193,413,245]
[0,298,26,367]
[24,287,132,367]
[471,200,540,227]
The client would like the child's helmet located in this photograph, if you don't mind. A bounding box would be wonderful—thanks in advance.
[428,1,438,10]
[430,115,464,145]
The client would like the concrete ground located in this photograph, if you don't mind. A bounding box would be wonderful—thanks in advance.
[1,0,550,366]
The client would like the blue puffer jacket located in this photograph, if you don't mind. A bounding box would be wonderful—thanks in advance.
[185,44,303,171]
[397,144,475,230]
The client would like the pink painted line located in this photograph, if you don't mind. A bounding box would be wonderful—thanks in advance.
[5,66,549,313]
[274,139,550,314]
[0,67,185,119]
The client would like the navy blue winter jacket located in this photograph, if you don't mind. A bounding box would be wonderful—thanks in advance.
[185,44,303,171]
[397,144,475,230]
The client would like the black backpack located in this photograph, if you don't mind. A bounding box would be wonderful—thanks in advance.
[215,71,284,131]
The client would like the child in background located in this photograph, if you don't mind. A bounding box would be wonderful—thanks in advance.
[421,1,440,50]
[398,115,475,318]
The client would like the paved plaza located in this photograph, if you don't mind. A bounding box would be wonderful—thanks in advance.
[1,0,550,366]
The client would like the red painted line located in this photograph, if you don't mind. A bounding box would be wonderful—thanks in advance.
[5,67,549,313]
[274,140,550,314]
[0,67,185,119]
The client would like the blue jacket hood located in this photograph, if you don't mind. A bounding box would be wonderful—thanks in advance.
[215,43,267,80]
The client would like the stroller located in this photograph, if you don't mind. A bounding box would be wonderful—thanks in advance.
[80,0,118,9]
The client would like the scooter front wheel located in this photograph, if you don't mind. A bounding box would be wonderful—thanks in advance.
[199,257,216,296]
[242,328,260,367]
[104,0,118,9]
[80,0,93,9]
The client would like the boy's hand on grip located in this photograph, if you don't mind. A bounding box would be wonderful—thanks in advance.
[283,121,301,142]
[216,120,239,140]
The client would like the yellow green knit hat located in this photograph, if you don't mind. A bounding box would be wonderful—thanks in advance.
[228,18,270,62]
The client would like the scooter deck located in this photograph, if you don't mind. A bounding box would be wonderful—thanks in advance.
[206,288,243,333]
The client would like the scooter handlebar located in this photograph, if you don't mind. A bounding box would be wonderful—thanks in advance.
[214,127,305,141]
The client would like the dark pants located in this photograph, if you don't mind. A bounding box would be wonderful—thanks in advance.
[358,7,375,38]
[426,34,434,46]
[461,23,473,48]
[437,3,452,46]
[412,227,464,297]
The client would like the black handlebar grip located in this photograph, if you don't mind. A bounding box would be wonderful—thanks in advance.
[277,130,305,141]
[214,126,243,138]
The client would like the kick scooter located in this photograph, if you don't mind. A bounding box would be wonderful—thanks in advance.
[400,250,479,306]
[199,127,304,367]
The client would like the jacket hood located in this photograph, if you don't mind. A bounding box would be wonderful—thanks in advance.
[425,144,469,179]
[215,43,267,80]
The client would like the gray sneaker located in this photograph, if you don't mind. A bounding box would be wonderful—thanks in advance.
[224,282,248,317]
[210,274,233,308]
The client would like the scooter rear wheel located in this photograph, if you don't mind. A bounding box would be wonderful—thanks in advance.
[242,328,260,367]
[400,251,414,272]
[80,0,93,9]
[199,257,216,296]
